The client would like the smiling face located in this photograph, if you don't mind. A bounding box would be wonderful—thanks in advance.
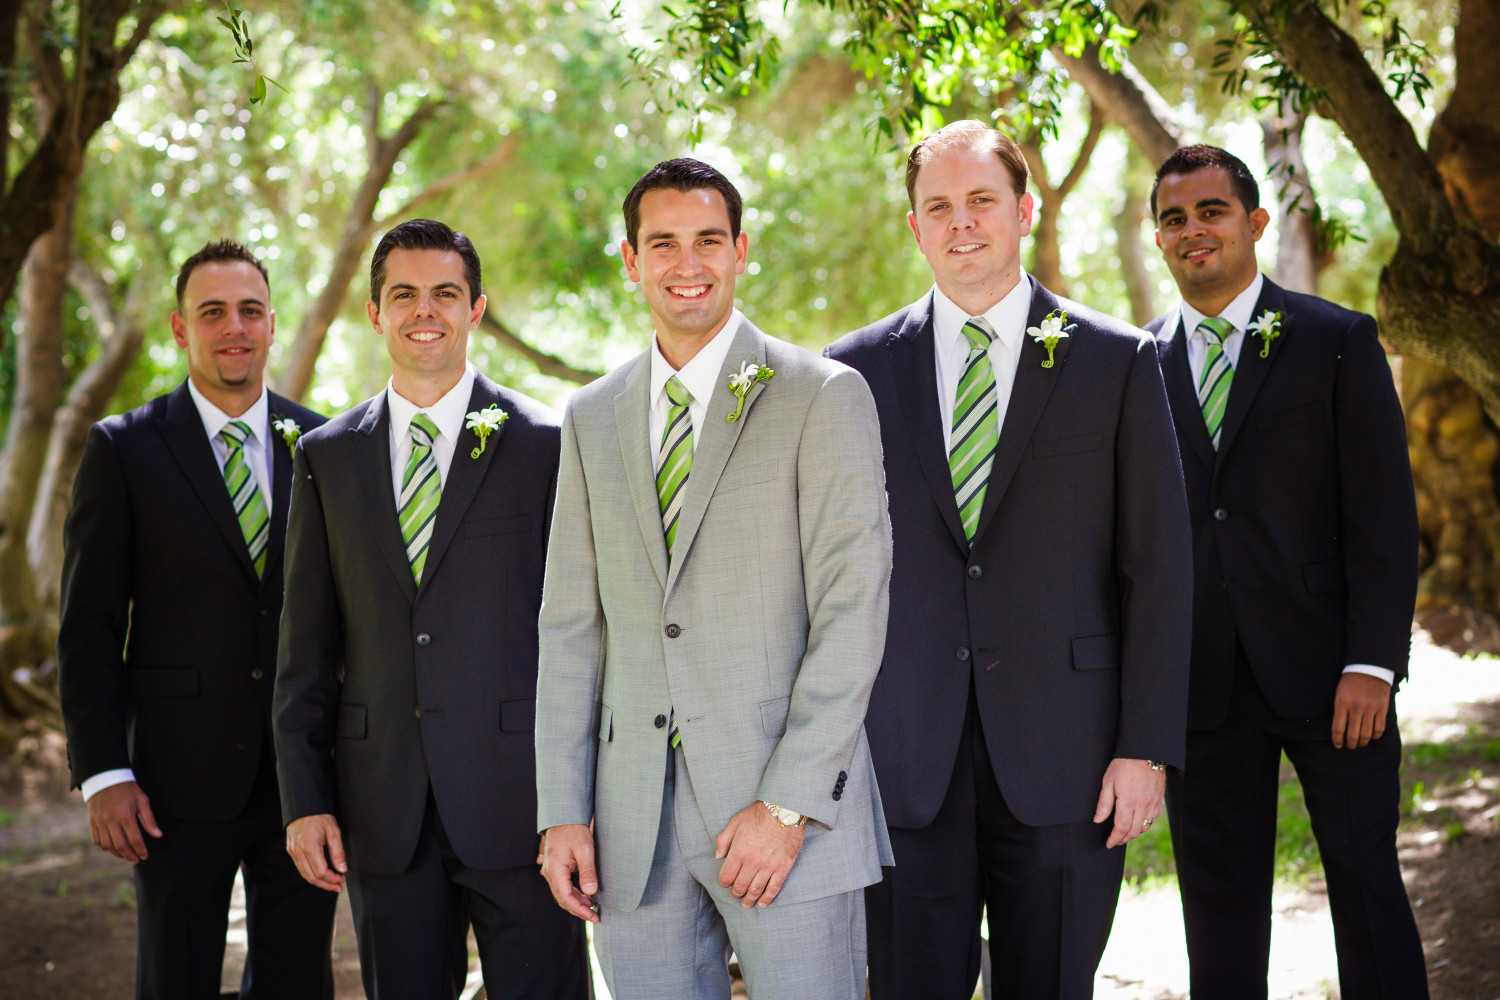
[620,186,747,367]
[907,146,1033,316]
[367,248,485,401]
[1153,166,1269,315]
[170,260,275,414]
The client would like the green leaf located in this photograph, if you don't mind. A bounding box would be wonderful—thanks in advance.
[253,75,267,104]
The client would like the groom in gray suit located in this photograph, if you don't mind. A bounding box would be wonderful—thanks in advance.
[536,157,894,999]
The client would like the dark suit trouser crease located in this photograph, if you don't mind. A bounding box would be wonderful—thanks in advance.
[346,791,590,1000]
[867,689,1124,1000]
[134,752,336,1000]
[1165,651,1428,1000]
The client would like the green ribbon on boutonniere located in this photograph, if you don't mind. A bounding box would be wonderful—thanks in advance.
[465,405,508,458]
[1026,309,1074,368]
[1246,310,1283,358]
[726,359,774,423]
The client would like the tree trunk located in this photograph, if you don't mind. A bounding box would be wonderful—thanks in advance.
[1115,183,1157,326]
[1018,106,1103,298]
[1260,101,1322,295]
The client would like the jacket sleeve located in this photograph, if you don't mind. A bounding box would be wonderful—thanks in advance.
[755,366,893,827]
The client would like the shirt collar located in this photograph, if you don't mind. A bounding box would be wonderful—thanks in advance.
[386,361,477,444]
[187,379,269,444]
[931,271,1031,355]
[1177,272,1265,339]
[649,309,743,410]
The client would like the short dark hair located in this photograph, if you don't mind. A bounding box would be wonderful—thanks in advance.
[370,219,483,308]
[1150,145,1261,219]
[174,240,268,307]
[622,158,744,252]
[906,120,1029,208]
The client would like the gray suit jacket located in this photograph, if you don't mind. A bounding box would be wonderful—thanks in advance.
[535,319,894,913]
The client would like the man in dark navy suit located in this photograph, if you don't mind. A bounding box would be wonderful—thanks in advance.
[59,240,335,998]
[827,120,1192,1000]
[1147,144,1428,998]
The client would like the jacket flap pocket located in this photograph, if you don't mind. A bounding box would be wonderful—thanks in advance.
[1255,402,1320,430]
[128,666,199,699]
[759,696,791,739]
[336,703,367,740]
[462,514,534,539]
[1071,633,1121,671]
[1302,558,1345,595]
[717,460,779,496]
[597,703,614,742]
[500,698,535,733]
[1033,432,1104,459]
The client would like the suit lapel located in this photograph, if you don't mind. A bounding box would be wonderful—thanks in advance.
[353,394,418,603]
[614,357,669,592]
[1216,279,1290,463]
[156,382,259,584]
[972,278,1071,543]
[418,375,505,590]
[887,294,968,553]
[1157,317,1216,472]
[259,399,296,592]
[665,321,767,595]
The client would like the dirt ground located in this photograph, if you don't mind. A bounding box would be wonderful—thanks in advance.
[2,630,1497,1000]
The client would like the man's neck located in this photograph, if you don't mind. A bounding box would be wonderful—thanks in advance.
[392,366,465,409]
[938,269,1022,319]
[189,373,262,418]
[655,311,733,371]
[1182,273,1257,320]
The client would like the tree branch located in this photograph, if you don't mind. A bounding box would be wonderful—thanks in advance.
[1052,42,1181,166]
[359,131,521,245]
[1055,103,1104,202]
[477,313,600,385]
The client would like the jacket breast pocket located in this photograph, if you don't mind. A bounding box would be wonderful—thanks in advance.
[597,703,614,742]
[716,460,779,496]
[500,698,535,733]
[462,514,534,538]
[128,666,199,699]
[1033,432,1104,460]
[759,696,791,738]
[1302,558,1345,595]
[336,703,367,740]
[1071,633,1120,671]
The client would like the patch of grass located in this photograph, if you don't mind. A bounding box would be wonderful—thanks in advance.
[1122,816,1176,888]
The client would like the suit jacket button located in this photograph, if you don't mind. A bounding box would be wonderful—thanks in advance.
[251,669,264,681]
[654,714,666,729]
[956,646,970,661]
[1213,507,1229,521]
[416,633,431,646]
[258,607,270,617]
[967,565,983,579]
[664,624,681,638]
[832,790,842,801]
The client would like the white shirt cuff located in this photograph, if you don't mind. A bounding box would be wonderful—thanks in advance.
[1342,664,1395,686]
[80,768,136,801]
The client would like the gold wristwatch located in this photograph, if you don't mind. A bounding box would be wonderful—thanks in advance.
[762,801,807,827]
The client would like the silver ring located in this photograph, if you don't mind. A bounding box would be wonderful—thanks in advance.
[1142,818,1153,828]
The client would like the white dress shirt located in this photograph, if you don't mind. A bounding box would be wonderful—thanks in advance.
[1168,273,1393,688]
[931,274,1033,453]
[648,311,743,471]
[81,381,276,802]
[386,362,478,501]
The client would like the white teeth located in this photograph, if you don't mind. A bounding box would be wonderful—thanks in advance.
[410,331,442,342]
[672,285,709,298]
[952,244,983,253]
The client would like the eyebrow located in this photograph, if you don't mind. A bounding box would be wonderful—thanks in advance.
[195,297,266,312]
[643,227,730,243]
[1159,197,1232,219]
[385,280,464,297]
[922,187,1000,207]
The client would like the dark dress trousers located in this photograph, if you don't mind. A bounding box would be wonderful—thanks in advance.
[58,381,335,1000]
[1148,276,1428,998]
[273,373,588,1000]
[828,278,1193,999]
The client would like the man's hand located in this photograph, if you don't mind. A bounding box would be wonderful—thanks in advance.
[87,781,162,862]
[715,801,805,909]
[540,824,600,923]
[286,814,347,892]
[1332,672,1391,749]
[1093,758,1166,848]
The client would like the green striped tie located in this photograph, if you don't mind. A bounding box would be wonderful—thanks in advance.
[656,376,693,558]
[399,413,443,584]
[950,318,999,544]
[219,421,269,579]
[1196,317,1234,450]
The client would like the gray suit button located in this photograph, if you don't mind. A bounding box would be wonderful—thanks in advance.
[665,624,681,638]
[654,714,666,729]
[251,669,264,681]
[416,633,431,646]
[967,565,983,579]
[956,647,970,661]
[1213,507,1229,521]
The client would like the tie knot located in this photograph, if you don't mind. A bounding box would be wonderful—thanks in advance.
[410,413,439,448]
[962,318,995,353]
[665,375,691,408]
[1196,316,1233,345]
[219,420,252,450]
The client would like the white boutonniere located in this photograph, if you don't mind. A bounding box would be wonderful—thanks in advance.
[726,359,774,423]
[465,405,508,458]
[1246,310,1284,358]
[1026,309,1074,369]
[271,417,301,450]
